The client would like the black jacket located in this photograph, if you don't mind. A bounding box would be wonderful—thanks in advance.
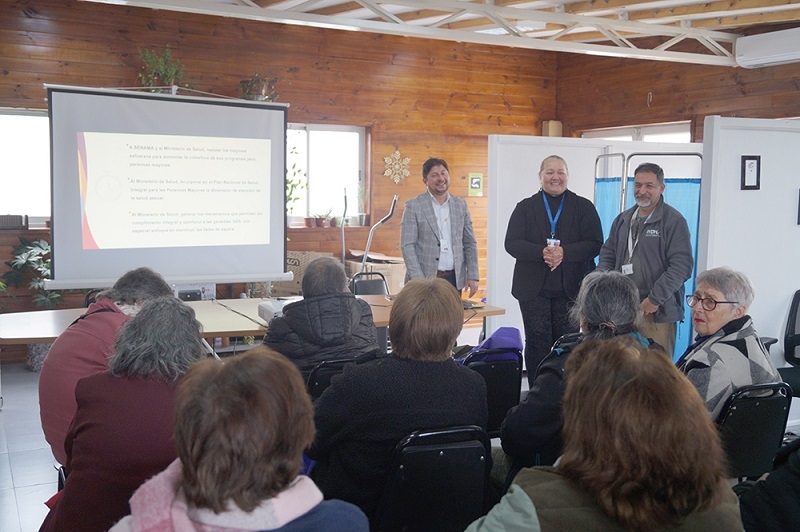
[739,438,800,532]
[501,332,655,467]
[307,355,488,518]
[505,189,603,302]
[262,292,381,379]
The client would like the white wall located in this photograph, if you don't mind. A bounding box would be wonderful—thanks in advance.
[700,116,800,426]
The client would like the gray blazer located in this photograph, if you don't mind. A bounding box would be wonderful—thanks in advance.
[400,192,479,290]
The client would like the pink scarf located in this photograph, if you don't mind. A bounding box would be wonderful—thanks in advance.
[119,459,324,531]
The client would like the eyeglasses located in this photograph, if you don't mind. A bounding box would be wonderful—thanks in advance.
[686,295,738,311]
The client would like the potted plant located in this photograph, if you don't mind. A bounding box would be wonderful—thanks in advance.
[1,238,63,371]
[313,210,332,227]
[240,72,279,102]
[137,45,187,93]
[2,238,62,309]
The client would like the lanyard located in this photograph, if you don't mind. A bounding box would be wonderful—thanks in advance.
[542,193,565,238]
[627,207,654,259]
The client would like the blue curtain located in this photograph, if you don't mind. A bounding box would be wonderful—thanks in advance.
[595,177,701,361]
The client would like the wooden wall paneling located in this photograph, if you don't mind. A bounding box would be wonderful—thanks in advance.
[557,53,800,139]
[0,0,546,318]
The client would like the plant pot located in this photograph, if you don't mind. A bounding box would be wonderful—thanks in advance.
[27,342,52,372]
[314,218,326,227]
[287,215,304,228]
[304,217,315,228]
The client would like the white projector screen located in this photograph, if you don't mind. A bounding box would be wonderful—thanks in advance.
[46,85,289,289]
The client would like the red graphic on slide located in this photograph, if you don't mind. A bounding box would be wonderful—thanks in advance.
[77,133,99,250]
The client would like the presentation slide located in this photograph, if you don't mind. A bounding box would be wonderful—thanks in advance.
[79,132,271,249]
[47,86,289,289]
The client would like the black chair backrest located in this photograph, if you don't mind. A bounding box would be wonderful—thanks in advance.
[717,381,792,479]
[373,425,491,532]
[350,271,389,296]
[777,367,800,398]
[462,348,523,438]
[785,290,800,366]
[306,351,379,399]
[84,288,103,307]
[307,357,359,399]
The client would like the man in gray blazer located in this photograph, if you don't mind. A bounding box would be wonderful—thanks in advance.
[400,157,479,297]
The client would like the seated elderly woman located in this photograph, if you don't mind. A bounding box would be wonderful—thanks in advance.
[467,337,744,531]
[500,270,660,469]
[677,266,780,420]
[39,266,174,465]
[39,296,206,532]
[306,278,488,519]
[111,346,368,531]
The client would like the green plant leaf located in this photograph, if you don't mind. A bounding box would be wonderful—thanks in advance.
[3,237,62,307]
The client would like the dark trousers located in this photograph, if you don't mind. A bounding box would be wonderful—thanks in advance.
[518,293,575,387]
[436,270,458,290]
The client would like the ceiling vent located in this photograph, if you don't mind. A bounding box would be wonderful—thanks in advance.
[735,27,800,69]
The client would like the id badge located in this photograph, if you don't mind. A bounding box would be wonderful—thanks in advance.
[546,238,561,247]
[622,263,634,275]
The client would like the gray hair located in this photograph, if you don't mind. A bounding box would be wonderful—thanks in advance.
[301,257,348,297]
[570,270,640,340]
[97,267,173,305]
[109,296,204,380]
[634,162,665,186]
[695,267,754,309]
[539,154,569,175]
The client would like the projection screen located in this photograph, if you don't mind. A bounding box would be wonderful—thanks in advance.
[46,85,289,289]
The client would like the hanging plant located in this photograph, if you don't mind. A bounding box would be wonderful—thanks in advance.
[137,45,187,93]
[240,72,279,102]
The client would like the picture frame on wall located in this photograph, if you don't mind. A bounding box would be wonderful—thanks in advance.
[741,155,761,190]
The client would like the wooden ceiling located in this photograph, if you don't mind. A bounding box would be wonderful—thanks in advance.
[82,0,800,66]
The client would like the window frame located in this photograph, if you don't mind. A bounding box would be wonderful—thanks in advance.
[0,109,51,227]
[287,122,367,222]
[581,121,691,143]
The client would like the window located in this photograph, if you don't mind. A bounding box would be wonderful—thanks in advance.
[582,122,691,143]
[0,114,369,226]
[0,111,50,223]
[287,124,366,222]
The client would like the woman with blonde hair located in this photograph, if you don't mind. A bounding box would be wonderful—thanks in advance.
[505,154,603,387]
[468,337,743,531]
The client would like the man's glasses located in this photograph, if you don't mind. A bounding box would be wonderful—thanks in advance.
[686,295,738,311]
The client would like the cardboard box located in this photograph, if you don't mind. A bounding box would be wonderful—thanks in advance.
[346,260,407,295]
[270,251,334,297]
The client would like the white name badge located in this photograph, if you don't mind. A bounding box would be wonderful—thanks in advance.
[546,238,561,247]
[622,263,633,275]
